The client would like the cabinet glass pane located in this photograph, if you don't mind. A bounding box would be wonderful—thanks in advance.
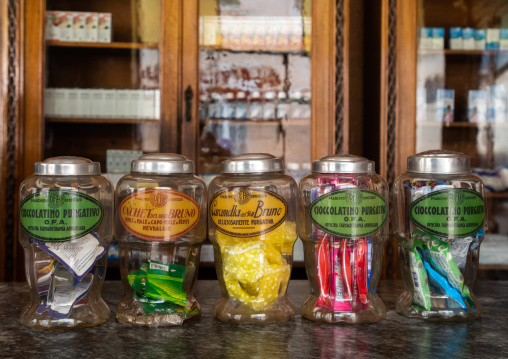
[198,0,312,184]
[416,1,508,268]
[44,0,161,178]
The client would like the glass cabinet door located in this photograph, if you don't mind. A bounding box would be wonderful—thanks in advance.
[44,0,162,182]
[415,1,508,269]
[197,0,313,184]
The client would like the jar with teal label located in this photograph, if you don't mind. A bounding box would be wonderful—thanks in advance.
[393,150,485,321]
[18,157,113,330]
[298,155,388,324]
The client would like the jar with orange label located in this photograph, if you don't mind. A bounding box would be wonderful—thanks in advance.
[115,154,207,327]
[208,153,297,324]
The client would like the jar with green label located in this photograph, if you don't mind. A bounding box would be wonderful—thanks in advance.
[298,155,388,324]
[208,153,297,324]
[393,150,486,321]
[115,154,207,327]
[18,157,113,330]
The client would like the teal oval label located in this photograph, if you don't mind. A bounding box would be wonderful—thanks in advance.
[20,190,104,242]
[409,189,484,238]
[309,189,388,238]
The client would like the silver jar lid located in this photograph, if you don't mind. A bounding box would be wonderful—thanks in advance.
[312,154,375,173]
[132,153,194,174]
[221,153,284,174]
[34,156,100,176]
[407,150,470,174]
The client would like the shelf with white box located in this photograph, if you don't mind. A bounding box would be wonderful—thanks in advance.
[44,88,161,121]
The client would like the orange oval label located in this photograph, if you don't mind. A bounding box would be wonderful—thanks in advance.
[210,188,287,238]
[119,189,200,241]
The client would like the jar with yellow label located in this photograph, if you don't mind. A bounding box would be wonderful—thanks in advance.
[18,157,113,330]
[208,153,297,324]
[298,155,389,324]
[115,154,207,327]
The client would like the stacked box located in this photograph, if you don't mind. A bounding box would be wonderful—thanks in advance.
[475,29,486,50]
[449,28,463,50]
[432,28,445,49]
[468,90,487,123]
[435,89,454,123]
[486,28,500,50]
[98,13,112,43]
[488,85,507,123]
[462,28,475,49]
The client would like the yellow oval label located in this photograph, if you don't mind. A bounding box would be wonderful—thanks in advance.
[209,188,288,238]
[119,189,200,241]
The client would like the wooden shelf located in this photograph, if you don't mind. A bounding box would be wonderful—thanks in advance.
[418,121,508,128]
[201,118,310,125]
[201,45,308,55]
[46,117,159,124]
[418,49,508,55]
[46,40,159,50]
[486,192,508,199]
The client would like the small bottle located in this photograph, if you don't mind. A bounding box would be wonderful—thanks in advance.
[235,91,249,120]
[276,91,290,119]
[298,155,388,324]
[221,92,236,119]
[18,157,113,330]
[209,153,298,324]
[116,154,207,327]
[393,150,486,320]
[249,91,263,120]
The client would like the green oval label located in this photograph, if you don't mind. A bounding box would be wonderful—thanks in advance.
[409,189,484,238]
[309,189,388,238]
[20,190,104,242]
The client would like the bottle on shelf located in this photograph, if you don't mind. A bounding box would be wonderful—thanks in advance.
[276,91,290,120]
[263,91,276,120]
[249,91,263,120]
[220,92,236,119]
[235,91,249,120]
[290,91,303,118]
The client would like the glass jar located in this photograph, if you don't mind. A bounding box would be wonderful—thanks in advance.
[393,150,485,320]
[208,153,297,324]
[18,157,113,330]
[298,155,388,324]
[115,154,207,327]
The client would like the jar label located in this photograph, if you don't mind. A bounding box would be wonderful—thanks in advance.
[20,190,104,242]
[309,189,388,238]
[409,189,485,238]
[119,189,200,241]
[210,188,288,238]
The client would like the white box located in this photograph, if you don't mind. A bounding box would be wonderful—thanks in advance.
[418,27,432,49]
[488,85,507,123]
[72,12,86,42]
[84,13,99,42]
[475,29,486,50]
[468,90,487,123]
[432,28,444,49]
[103,89,117,117]
[90,89,104,117]
[128,90,141,118]
[57,12,74,42]
[45,12,60,41]
[77,89,91,117]
[116,90,130,118]
[486,28,500,50]
[463,28,475,49]
[53,88,67,117]
[500,29,508,50]
[449,28,463,50]
[98,13,112,43]
[154,89,161,120]
[416,87,427,122]
[66,89,79,117]
[435,89,454,123]
[203,16,219,46]
[44,88,55,116]
[141,90,155,119]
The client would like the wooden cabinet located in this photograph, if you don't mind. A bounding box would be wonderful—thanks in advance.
[0,0,349,280]
[382,0,508,278]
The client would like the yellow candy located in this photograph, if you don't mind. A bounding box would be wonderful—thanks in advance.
[220,235,293,310]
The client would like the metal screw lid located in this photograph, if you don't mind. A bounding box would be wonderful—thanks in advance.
[407,150,470,174]
[132,153,194,174]
[221,153,284,174]
[34,156,100,176]
[312,154,375,173]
